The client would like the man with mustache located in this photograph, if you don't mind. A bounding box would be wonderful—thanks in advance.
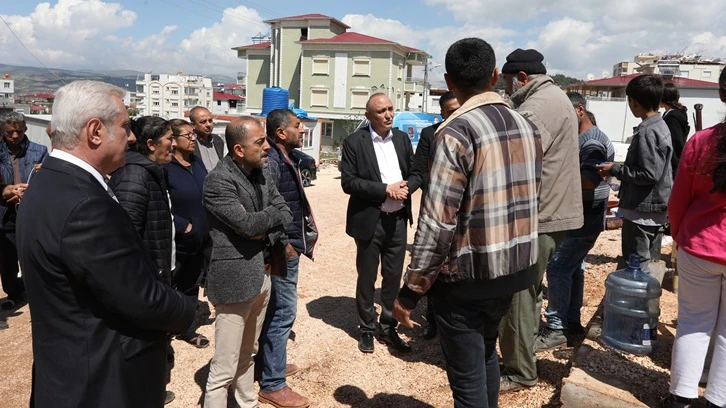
[340,93,414,354]
[190,106,225,172]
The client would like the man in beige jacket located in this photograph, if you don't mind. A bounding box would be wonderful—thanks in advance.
[498,48,583,392]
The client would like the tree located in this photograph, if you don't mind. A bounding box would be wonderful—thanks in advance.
[550,74,583,89]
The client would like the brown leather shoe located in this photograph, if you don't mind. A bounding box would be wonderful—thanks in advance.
[259,386,310,408]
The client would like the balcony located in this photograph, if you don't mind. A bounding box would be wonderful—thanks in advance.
[404,78,424,93]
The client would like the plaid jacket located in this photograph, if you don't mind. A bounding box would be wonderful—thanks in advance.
[399,92,542,306]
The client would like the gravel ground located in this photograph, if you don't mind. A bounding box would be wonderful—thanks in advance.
[0,166,683,407]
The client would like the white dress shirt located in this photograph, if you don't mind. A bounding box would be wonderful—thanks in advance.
[50,149,109,192]
[370,126,405,213]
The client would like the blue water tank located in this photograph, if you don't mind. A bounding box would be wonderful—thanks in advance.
[602,254,662,355]
[260,87,290,117]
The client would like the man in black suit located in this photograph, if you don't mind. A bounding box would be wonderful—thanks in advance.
[341,92,414,353]
[406,91,460,340]
[16,80,196,408]
[190,106,225,171]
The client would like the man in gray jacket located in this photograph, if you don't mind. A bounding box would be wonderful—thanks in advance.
[498,48,584,392]
[203,117,293,408]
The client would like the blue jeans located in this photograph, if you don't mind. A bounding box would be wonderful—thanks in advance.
[432,282,513,408]
[257,255,299,392]
[543,233,599,330]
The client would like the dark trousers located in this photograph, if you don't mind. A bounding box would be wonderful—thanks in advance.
[621,219,663,273]
[0,225,23,301]
[354,211,407,333]
[172,243,209,337]
[432,282,513,408]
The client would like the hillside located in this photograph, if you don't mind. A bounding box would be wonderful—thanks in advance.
[0,64,236,96]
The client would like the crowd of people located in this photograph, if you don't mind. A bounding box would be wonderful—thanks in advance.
[0,36,724,408]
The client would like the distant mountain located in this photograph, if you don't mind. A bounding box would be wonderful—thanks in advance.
[0,64,241,96]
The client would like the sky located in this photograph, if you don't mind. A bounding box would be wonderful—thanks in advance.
[2,0,726,86]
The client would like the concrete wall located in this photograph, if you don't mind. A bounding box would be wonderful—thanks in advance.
[246,54,271,111]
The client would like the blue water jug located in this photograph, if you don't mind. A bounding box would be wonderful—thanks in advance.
[601,254,662,355]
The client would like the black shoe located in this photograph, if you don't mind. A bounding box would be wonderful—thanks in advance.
[661,393,693,408]
[422,319,437,340]
[358,332,374,353]
[376,327,412,352]
[0,320,7,330]
[164,391,175,405]
[535,327,567,352]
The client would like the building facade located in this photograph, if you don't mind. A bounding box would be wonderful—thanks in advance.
[233,13,431,146]
[0,77,14,107]
[135,73,213,119]
[613,54,724,83]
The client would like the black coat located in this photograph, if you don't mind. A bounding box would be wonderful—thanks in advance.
[16,157,194,408]
[109,151,174,277]
[340,127,413,241]
[163,155,209,255]
[663,108,689,178]
[407,122,441,195]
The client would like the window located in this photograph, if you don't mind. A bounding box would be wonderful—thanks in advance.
[302,128,313,149]
[217,100,222,106]
[703,70,712,79]
[171,102,178,107]
[353,58,371,76]
[300,28,308,41]
[310,88,328,107]
[152,89,160,95]
[171,89,179,95]
[312,57,329,75]
[351,89,369,109]
[153,101,160,106]
[679,70,690,78]
[151,75,160,81]
[3,82,9,89]
[322,122,333,138]
[397,63,403,80]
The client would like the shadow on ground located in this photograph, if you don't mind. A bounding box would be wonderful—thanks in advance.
[334,384,434,407]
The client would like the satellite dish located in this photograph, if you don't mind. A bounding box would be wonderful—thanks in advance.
[602,71,609,78]
[586,73,595,81]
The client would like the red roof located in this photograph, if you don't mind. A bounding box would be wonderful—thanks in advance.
[301,31,392,45]
[213,92,244,101]
[580,73,718,89]
[30,105,45,111]
[21,93,55,99]
[233,41,271,51]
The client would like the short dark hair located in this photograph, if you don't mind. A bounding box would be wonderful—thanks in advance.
[567,92,587,109]
[586,110,597,126]
[189,106,209,123]
[225,116,261,153]
[625,74,663,112]
[266,109,296,138]
[445,38,496,92]
[438,91,457,109]
[168,118,191,136]
[129,116,171,157]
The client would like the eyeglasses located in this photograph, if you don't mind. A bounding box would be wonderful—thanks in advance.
[175,132,197,140]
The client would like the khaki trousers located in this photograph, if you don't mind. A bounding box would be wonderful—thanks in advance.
[204,274,271,408]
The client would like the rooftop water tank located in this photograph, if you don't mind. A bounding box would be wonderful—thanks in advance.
[260,87,289,117]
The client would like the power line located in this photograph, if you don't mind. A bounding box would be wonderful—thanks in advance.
[185,0,268,30]
[231,0,278,18]
[0,15,67,85]
[159,0,265,32]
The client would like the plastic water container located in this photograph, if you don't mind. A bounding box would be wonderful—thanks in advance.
[260,87,290,117]
[601,254,662,355]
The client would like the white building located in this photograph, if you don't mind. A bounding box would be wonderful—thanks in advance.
[135,73,213,119]
[0,77,14,107]
[613,54,724,83]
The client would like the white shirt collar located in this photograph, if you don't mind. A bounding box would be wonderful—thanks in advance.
[369,125,393,141]
[50,149,108,189]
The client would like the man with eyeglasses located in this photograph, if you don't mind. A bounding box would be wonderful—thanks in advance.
[0,111,47,313]
[190,106,225,171]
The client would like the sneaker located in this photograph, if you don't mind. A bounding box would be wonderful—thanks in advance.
[535,327,567,352]
[661,393,692,408]
[499,376,534,394]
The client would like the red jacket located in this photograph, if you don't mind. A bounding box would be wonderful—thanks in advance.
[668,123,726,266]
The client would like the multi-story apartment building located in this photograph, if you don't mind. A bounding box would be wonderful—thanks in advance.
[613,54,724,83]
[135,73,213,119]
[0,76,14,107]
[233,13,431,144]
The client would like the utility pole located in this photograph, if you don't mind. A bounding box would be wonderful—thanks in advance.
[422,57,429,113]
